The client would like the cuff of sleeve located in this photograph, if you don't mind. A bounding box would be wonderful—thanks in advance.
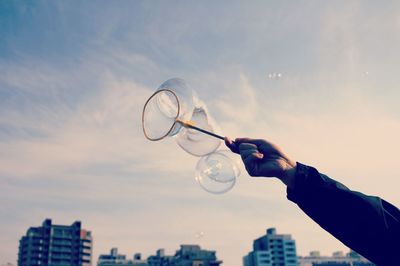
[286,162,317,203]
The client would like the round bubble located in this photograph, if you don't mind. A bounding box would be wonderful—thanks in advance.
[142,78,196,141]
[195,231,205,239]
[195,150,240,194]
[176,107,221,156]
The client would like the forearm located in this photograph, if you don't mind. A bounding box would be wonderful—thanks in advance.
[286,163,400,265]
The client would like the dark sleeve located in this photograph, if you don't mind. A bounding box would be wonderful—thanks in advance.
[287,163,400,265]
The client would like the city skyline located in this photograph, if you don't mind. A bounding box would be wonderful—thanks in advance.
[14,219,373,266]
[1,1,400,266]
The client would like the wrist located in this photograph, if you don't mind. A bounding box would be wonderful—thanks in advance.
[279,160,297,189]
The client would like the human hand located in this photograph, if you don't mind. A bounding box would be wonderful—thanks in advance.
[225,137,296,187]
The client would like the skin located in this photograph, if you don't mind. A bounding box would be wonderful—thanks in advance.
[225,137,297,189]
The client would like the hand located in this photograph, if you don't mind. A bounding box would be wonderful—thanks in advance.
[225,137,297,188]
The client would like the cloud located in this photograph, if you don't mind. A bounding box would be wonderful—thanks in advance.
[0,76,196,176]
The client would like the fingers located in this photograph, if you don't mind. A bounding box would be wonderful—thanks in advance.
[225,137,268,156]
[225,137,264,153]
[243,153,262,176]
[238,143,264,176]
[234,137,279,156]
[235,138,268,147]
[238,143,264,159]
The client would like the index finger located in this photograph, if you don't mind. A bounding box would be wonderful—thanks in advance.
[234,138,266,147]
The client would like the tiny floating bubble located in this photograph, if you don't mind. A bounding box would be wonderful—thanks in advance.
[268,72,282,80]
[195,231,205,239]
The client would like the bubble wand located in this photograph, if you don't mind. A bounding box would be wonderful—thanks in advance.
[142,88,225,141]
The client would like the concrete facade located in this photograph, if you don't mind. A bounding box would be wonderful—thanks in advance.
[243,228,297,266]
[18,219,92,266]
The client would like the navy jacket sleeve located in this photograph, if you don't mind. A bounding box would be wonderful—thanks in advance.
[287,163,400,265]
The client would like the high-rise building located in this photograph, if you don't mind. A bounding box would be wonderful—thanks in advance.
[97,248,147,266]
[243,228,297,266]
[18,219,92,266]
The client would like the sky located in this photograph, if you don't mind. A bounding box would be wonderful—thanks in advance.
[1,1,400,265]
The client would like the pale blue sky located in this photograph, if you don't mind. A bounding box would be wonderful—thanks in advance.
[1,1,400,265]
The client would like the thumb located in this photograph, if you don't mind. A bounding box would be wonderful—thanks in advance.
[225,137,240,154]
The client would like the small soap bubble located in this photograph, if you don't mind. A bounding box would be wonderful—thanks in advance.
[268,72,282,80]
[195,231,205,239]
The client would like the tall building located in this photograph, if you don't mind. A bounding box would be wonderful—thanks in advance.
[243,228,297,266]
[97,248,147,266]
[18,219,92,266]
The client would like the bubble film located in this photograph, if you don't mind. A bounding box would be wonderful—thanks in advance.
[142,89,179,140]
[142,78,196,140]
[176,107,221,156]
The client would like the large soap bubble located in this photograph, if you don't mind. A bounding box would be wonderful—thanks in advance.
[176,106,221,156]
[142,78,196,141]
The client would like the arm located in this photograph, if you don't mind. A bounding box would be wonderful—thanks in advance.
[288,163,399,265]
[226,137,400,265]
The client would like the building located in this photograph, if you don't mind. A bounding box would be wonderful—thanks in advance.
[243,250,271,266]
[97,248,147,266]
[97,248,127,265]
[147,249,173,266]
[172,245,222,266]
[147,245,222,266]
[297,250,375,266]
[18,219,92,266]
[312,263,375,266]
[243,228,297,266]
